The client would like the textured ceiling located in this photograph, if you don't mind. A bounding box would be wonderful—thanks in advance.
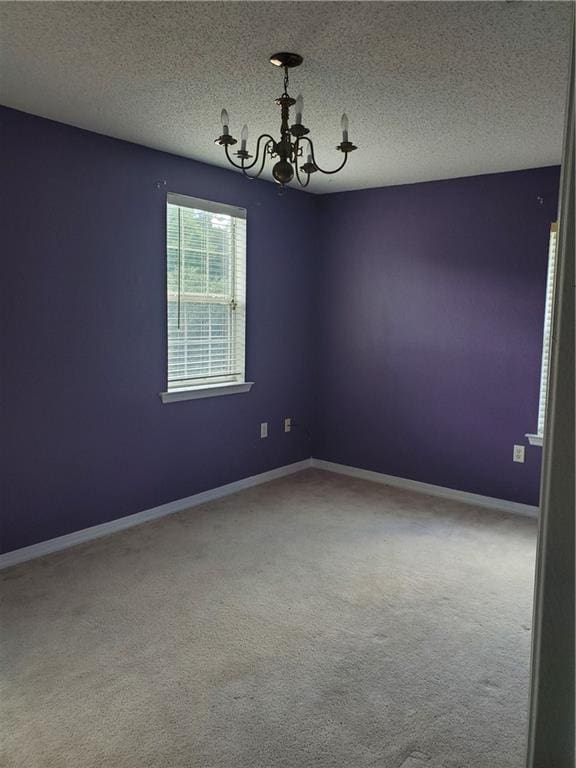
[0,1,572,193]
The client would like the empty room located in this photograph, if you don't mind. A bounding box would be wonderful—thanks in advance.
[0,2,574,768]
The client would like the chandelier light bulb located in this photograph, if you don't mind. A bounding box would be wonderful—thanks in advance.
[295,94,304,125]
[341,113,349,143]
[241,124,248,151]
[221,109,229,135]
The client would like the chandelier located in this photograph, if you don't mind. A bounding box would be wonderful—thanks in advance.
[214,52,357,188]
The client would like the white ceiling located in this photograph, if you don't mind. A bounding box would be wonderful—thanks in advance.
[0,1,572,193]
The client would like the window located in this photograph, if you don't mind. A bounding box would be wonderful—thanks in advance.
[526,222,558,446]
[160,193,252,402]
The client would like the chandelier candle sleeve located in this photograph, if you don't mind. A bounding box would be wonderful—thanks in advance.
[295,94,304,125]
[214,52,357,188]
[221,109,229,135]
[341,113,349,143]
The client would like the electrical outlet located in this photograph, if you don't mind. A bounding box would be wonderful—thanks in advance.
[284,417,291,433]
[513,444,525,463]
[260,422,268,439]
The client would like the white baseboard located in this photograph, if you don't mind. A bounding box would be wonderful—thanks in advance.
[0,458,313,570]
[1,455,538,570]
[311,458,539,519]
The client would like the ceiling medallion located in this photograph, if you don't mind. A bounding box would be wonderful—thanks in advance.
[214,52,357,189]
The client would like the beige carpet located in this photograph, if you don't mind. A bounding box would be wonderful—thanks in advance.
[0,469,537,768]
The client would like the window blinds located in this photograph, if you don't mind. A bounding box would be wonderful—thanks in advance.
[166,194,247,391]
[536,223,558,436]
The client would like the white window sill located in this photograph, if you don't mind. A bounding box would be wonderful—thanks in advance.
[526,433,543,447]
[160,381,254,403]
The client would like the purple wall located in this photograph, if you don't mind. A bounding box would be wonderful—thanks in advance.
[1,106,558,554]
[315,167,560,506]
[0,106,318,553]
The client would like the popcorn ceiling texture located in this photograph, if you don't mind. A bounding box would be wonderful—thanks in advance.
[0,470,537,768]
[0,1,571,193]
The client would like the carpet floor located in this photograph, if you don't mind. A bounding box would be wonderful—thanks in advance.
[0,469,537,768]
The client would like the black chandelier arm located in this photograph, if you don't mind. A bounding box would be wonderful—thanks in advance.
[301,137,349,176]
[294,161,311,188]
[239,139,275,180]
[223,133,277,171]
[293,139,311,188]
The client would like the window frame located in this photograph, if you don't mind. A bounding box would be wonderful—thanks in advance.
[160,193,253,403]
[526,222,558,446]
